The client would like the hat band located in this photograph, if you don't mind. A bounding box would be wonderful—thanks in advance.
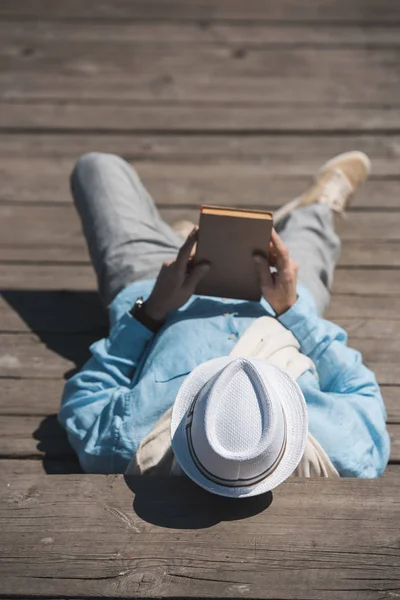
[185,396,287,489]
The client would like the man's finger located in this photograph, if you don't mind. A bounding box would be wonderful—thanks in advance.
[253,254,274,287]
[183,261,210,292]
[271,229,290,269]
[176,226,198,270]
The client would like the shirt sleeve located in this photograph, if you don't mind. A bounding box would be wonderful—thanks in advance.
[278,294,391,477]
[58,312,154,473]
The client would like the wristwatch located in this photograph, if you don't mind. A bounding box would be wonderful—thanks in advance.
[131,297,163,333]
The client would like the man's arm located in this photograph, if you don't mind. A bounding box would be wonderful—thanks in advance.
[59,227,210,473]
[58,312,154,473]
[279,293,390,477]
[254,230,390,478]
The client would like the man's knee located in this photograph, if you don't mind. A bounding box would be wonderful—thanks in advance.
[70,152,127,189]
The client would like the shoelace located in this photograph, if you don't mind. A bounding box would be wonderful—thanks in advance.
[318,169,353,213]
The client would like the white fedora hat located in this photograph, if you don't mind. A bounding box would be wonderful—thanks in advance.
[171,356,308,498]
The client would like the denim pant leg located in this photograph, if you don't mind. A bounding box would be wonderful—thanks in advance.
[276,204,341,316]
[71,153,182,306]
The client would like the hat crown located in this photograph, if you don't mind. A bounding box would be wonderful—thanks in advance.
[189,358,286,483]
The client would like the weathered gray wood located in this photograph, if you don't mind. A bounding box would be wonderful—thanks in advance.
[2,44,400,104]
[0,136,399,176]
[0,263,97,289]
[0,473,399,599]
[1,159,398,208]
[0,414,76,460]
[4,101,400,131]
[3,102,400,131]
[3,21,400,46]
[0,332,96,378]
[0,379,65,415]
[1,0,399,22]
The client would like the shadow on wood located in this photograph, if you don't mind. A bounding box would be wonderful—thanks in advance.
[33,414,83,473]
[1,290,108,474]
[124,474,273,529]
[2,289,108,332]
[2,289,108,377]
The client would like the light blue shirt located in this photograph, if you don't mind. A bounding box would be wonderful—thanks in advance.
[59,280,390,476]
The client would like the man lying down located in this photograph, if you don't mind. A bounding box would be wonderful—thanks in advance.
[58,150,390,498]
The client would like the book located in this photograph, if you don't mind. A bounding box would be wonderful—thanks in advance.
[194,205,273,301]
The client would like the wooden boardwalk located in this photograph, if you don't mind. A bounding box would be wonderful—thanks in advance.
[1,1,399,598]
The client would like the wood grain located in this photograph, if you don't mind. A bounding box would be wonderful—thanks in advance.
[0,136,399,176]
[0,414,75,459]
[1,43,400,104]
[3,21,400,46]
[3,102,400,132]
[1,0,399,22]
[1,158,398,207]
[0,473,399,599]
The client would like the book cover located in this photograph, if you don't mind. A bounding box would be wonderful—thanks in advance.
[194,205,273,301]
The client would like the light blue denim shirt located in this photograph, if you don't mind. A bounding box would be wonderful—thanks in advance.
[59,281,390,476]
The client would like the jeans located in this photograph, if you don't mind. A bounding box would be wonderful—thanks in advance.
[71,153,341,315]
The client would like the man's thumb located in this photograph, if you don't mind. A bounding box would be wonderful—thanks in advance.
[253,254,273,287]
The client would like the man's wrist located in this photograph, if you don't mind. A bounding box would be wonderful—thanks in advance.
[130,298,164,333]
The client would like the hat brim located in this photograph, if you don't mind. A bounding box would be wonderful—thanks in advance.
[171,356,308,498]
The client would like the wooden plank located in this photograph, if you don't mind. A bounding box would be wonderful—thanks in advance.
[1,0,399,23]
[1,205,400,252]
[0,332,96,378]
[1,45,400,104]
[3,102,400,132]
[2,21,400,46]
[0,135,399,176]
[0,474,399,600]
[0,415,75,460]
[0,379,65,415]
[0,458,82,474]
[0,263,97,289]
[0,290,107,333]
[1,159,399,208]
[327,295,400,319]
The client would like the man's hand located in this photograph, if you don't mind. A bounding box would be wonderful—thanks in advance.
[253,229,298,316]
[143,227,210,323]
